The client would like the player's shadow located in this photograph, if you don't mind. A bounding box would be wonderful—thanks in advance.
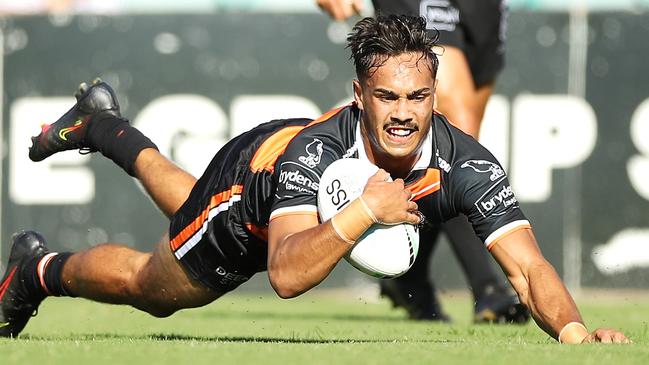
[147,333,455,344]
[193,310,411,322]
[19,333,458,344]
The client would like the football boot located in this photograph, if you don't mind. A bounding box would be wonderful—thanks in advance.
[380,279,451,322]
[0,230,49,337]
[29,79,121,162]
[474,284,531,324]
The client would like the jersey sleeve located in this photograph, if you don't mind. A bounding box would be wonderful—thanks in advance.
[269,133,338,221]
[446,144,531,250]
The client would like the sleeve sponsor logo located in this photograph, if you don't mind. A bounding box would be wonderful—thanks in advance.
[419,0,460,31]
[460,160,505,181]
[298,138,324,168]
[475,181,519,217]
[277,161,320,197]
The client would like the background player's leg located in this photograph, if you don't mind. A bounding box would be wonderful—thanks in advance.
[442,216,504,299]
[435,46,528,322]
[61,236,220,317]
[433,47,500,289]
[434,46,491,139]
[380,225,449,321]
[134,148,197,218]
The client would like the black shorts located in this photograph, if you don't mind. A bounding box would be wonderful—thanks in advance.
[167,134,268,293]
[372,0,507,87]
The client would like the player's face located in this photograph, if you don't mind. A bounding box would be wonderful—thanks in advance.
[354,52,436,169]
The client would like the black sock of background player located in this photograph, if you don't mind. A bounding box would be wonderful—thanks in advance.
[22,252,76,298]
[443,215,504,303]
[86,114,158,177]
[387,224,446,318]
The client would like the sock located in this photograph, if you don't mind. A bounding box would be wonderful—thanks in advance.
[388,224,445,317]
[25,252,76,297]
[87,113,158,177]
[443,215,505,303]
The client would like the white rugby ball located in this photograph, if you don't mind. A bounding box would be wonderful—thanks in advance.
[317,158,419,278]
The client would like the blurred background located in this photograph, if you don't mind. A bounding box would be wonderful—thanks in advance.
[0,0,648,294]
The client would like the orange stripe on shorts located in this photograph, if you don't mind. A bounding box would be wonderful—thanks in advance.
[169,185,243,252]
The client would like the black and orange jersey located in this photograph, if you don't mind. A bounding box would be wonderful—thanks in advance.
[270,103,529,249]
[168,103,529,292]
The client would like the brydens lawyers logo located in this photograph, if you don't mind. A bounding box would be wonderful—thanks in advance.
[461,160,504,181]
[298,138,324,168]
[278,162,320,196]
[477,184,517,216]
[419,0,460,32]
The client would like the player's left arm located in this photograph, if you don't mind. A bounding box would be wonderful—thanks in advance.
[490,228,631,344]
[447,136,630,343]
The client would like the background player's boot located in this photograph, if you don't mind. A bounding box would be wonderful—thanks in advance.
[29,79,121,162]
[0,231,50,338]
[380,279,450,322]
[474,284,531,324]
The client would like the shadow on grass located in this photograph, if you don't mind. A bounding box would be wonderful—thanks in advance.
[188,310,415,322]
[19,332,460,344]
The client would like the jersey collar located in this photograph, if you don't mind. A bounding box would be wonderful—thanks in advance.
[354,120,433,171]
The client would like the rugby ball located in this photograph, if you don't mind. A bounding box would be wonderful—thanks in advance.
[317,158,419,278]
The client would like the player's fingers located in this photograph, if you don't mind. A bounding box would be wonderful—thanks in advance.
[329,8,346,21]
[407,201,418,212]
[317,0,346,21]
[600,334,613,344]
[334,0,357,20]
[351,0,364,14]
[92,77,102,85]
[612,332,631,344]
[580,333,594,344]
[369,169,390,183]
[405,211,422,225]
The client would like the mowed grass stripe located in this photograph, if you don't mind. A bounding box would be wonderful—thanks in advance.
[2,290,648,365]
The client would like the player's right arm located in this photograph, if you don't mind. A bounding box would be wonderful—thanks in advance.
[267,169,420,298]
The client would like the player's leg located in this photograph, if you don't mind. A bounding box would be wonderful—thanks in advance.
[29,79,195,218]
[60,235,220,317]
[0,229,220,337]
[442,216,529,323]
[134,148,197,218]
[434,46,485,139]
[379,225,450,321]
[1,80,216,337]
[435,48,529,323]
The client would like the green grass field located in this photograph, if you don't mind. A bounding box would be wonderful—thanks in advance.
[2,289,648,364]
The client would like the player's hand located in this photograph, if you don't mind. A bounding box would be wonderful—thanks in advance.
[361,169,420,225]
[581,328,631,344]
[316,0,363,21]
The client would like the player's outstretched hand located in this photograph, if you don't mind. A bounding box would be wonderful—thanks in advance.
[361,169,420,226]
[316,0,363,21]
[581,328,631,344]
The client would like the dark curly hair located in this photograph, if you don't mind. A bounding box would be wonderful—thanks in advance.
[347,14,439,81]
